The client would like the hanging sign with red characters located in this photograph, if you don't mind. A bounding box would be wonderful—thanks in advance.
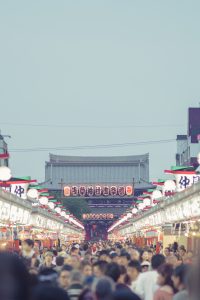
[63,184,133,197]
[82,213,114,220]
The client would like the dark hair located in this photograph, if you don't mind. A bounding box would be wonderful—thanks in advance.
[99,250,109,257]
[38,268,58,286]
[119,265,127,275]
[173,264,190,285]
[151,254,165,270]
[120,252,131,261]
[105,262,121,282]
[61,264,73,272]
[24,239,34,248]
[0,252,30,300]
[112,290,141,300]
[128,260,141,273]
[71,247,77,253]
[31,285,70,300]
[93,260,108,274]
[56,256,64,267]
[83,244,89,251]
[158,264,174,289]
[81,260,91,269]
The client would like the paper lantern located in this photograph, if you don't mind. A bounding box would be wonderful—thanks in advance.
[27,188,39,200]
[48,202,55,210]
[163,180,176,191]
[143,198,151,207]
[127,213,132,218]
[39,196,48,205]
[61,211,66,217]
[152,190,162,200]
[0,166,12,181]
[55,207,61,214]
[132,208,138,214]
[138,203,145,210]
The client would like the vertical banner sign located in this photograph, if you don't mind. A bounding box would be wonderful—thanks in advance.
[10,183,29,199]
[175,174,200,192]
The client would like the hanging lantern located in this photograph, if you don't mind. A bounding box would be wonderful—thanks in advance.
[55,207,61,214]
[163,180,176,191]
[48,202,55,210]
[132,208,138,214]
[39,196,49,205]
[151,190,162,200]
[65,214,70,219]
[143,198,151,207]
[138,202,145,210]
[61,211,66,217]
[0,166,12,181]
[27,188,39,200]
[127,213,132,218]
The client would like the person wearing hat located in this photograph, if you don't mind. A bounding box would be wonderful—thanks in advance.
[39,251,56,272]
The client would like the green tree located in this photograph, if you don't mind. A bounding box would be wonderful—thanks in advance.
[61,197,91,220]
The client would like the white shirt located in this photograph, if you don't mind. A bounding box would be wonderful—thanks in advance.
[135,270,159,300]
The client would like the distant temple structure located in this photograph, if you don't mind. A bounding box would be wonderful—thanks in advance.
[45,153,153,240]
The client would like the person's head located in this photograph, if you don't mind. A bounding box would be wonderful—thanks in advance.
[71,246,79,256]
[105,262,121,282]
[179,246,187,257]
[172,264,190,291]
[0,252,30,300]
[30,285,70,300]
[61,244,67,252]
[127,260,141,282]
[141,250,149,262]
[141,261,150,273]
[112,290,141,300]
[93,261,108,278]
[147,249,153,262]
[81,261,92,277]
[151,254,165,270]
[83,244,89,252]
[157,264,174,288]
[44,252,53,265]
[22,239,34,252]
[59,265,73,289]
[38,268,58,286]
[70,255,80,269]
[119,252,131,266]
[70,270,83,285]
[92,276,115,300]
[99,250,111,263]
[56,256,65,267]
[164,247,171,257]
[128,248,140,261]
[166,254,179,267]
[109,252,118,263]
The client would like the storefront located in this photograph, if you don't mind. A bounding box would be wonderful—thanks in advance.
[118,181,200,253]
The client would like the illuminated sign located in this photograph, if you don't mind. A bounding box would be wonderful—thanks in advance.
[63,185,133,197]
[82,213,114,220]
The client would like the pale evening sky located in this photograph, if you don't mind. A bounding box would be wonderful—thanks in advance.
[0,1,200,182]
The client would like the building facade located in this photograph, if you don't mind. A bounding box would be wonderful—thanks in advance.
[176,107,200,168]
[45,153,152,240]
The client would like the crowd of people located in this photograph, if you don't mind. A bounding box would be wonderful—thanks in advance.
[0,239,199,300]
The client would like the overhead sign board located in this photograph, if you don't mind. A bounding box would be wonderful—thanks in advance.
[82,213,114,220]
[63,184,133,197]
